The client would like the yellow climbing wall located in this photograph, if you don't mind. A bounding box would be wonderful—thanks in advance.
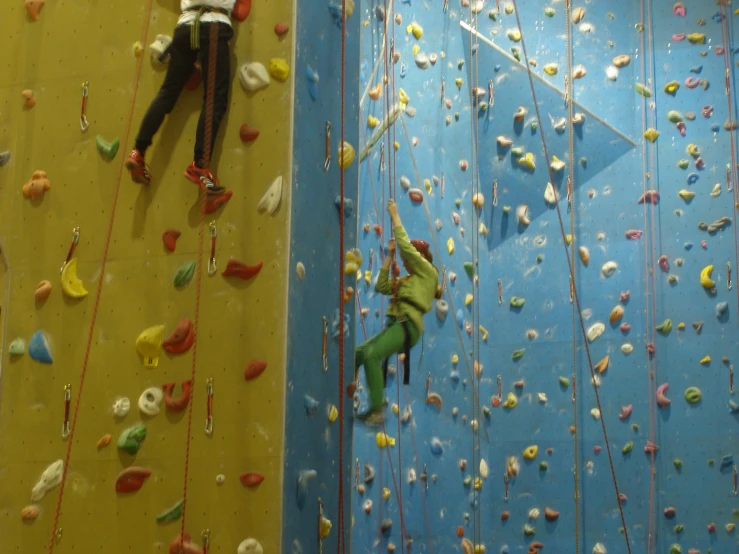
[0,0,292,551]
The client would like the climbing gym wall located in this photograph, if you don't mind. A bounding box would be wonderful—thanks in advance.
[352,1,739,553]
[282,0,360,553]
[0,0,293,552]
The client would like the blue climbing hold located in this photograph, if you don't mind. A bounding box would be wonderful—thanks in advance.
[305,65,319,101]
[332,308,350,338]
[684,242,693,250]
[690,65,702,74]
[335,196,354,217]
[400,62,408,78]
[494,65,501,72]
[430,437,443,455]
[450,370,460,384]
[721,454,733,468]
[687,173,699,185]
[712,124,720,133]
[28,330,52,364]
[716,301,728,318]
[360,60,368,84]
[456,309,464,328]
[327,3,343,27]
[296,469,317,509]
[468,492,478,510]
[304,395,320,414]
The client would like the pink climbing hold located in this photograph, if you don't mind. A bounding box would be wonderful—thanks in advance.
[656,383,671,408]
[701,240,707,249]
[620,290,631,303]
[618,405,633,419]
[620,322,631,334]
[625,229,643,240]
[685,77,701,89]
[658,255,669,272]
[232,0,251,22]
[644,441,659,454]
[715,46,725,55]
[672,33,686,41]
[695,158,705,170]
[24,0,45,21]
[638,190,660,205]
[676,122,686,137]
[647,342,656,355]
[618,493,628,503]
[664,506,676,518]
[274,22,290,36]
[672,2,685,17]
[593,446,602,454]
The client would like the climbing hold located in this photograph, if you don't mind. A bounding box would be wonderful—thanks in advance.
[595,356,609,374]
[687,33,706,44]
[436,299,449,322]
[296,262,306,280]
[510,297,525,309]
[602,261,618,277]
[430,437,443,455]
[517,153,536,171]
[716,301,729,318]
[657,383,671,408]
[578,246,590,266]
[24,0,45,20]
[545,507,559,521]
[174,261,196,288]
[687,144,700,158]
[426,392,442,409]
[117,424,147,455]
[28,330,53,364]
[517,205,530,226]
[21,505,39,521]
[31,460,63,502]
[626,229,643,239]
[156,498,184,524]
[684,387,702,404]
[664,81,680,94]
[304,395,319,414]
[239,62,270,92]
[222,258,263,280]
[507,29,522,42]
[204,189,232,214]
[138,387,163,416]
[8,337,25,357]
[408,189,424,203]
[112,397,131,418]
[257,175,282,215]
[268,58,290,81]
[305,66,319,100]
[21,89,36,109]
[162,319,195,354]
[0,151,9,166]
[244,360,267,381]
[149,35,172,64]
[667,110,683,123]
[523,445,538,460]
[162,229,181,252]
[60,257,87,298]
[502,392,517,409]
[240,472,265,488]
[610,305,624,323]
[115,467,152,493]
[543,63,558,76]
[169,532,203,554]
[700,356,711,365]
[678,190,695,201]
[587,323,605,342]
[136,325,165,367]
[644,128,660,142]
[656,319,673,335]
[96,136,120,160]
[162,381,193,412]
[700,265,715,288]
[22,170,50,201]
[376,432,396,448]
[338,142,355,170]
[274,22,289,36]
[622,441,634,455]
[512,349,525,361]
[618,405,633,419]
[239,124,259,143]
[634,82,652,97]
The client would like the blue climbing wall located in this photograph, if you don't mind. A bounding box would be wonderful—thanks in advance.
[283,1,360,552]
[352,1,739,553]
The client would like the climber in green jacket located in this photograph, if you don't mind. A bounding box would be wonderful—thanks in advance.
[354,199,441,426]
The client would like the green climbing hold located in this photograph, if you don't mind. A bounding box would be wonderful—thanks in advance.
[708,459,714,466]
[96,135,120,161]
[579,157,587,167]
[622,441,634,455]
[669,544,682,554]
[510,297,525,308]
[677,159,689,169]
[632,423,639,431]
[174,261,196,288]
[634,82,652,97]
[674,524,684,534]
[511,146,524,157]
[558,376,570,388]
[531,122,538,131]
[635,23,644,32]
[488,9,497,20]
[512,349,525,361]
[455,112,460,121]
[511,48,520,62]
[673,459,682,470]
[544,7,555,17]
[668,275,678,285]
[463,475,472,486]
[482,406,491,417]
[502,206,511,214]
[8,338,26,356]
[156,498,184,523]
[667,111,683,123]
[656,319,672,335]
[539,461,548,471]
[117,424,147,455]
[684,387,702,404]
[523,524,535,536]
[455,198,462,208]
[536,254,544,263]
[463,262,474,279]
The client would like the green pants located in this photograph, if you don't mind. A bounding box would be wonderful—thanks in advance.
[355,318,420,410]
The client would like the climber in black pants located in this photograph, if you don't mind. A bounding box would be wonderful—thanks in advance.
[126,2,239,195]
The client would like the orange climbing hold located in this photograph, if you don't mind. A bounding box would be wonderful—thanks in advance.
[244,360,267,381]
[21,505,40,521]
[162,380,193,411]
[239,472,265,487]
[97,434,112,449]
[169,532,203,554]
[35,280,52,302]
[162,229,181,252]
[21,89,36,108]
[162,318,195,354]
[223,258,263,280]
[22,170,50,201]
[203,189,232,214]
[232,0,251,22]
[24,0,44,20]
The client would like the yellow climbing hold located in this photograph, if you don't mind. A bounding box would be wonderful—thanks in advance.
[678,189,695,201]
[60,257,89,299]
[382,488,391,500]
[517,152,536,170]
[451,354,459,365]
[502,392,517,409]
[523,445,539,460]
[268,58,290,82]
[664,80,680,94]
[700,355,711,365]
[473,477,483,490]
[393,141,400,150]
[391,403,399,415]
[328,404,338,423]
[700,265,715,289]
[507,29,522,42]
[412,44,420,57]
[479,325,489,341]
[376,432,396,448]
[398,88,410,106]
[338,141,355,170]
[543,63,558,76]
[455,78,463,88]
[424,179,432,194]
[367,115,379,128]
[364,270,372,286]
[447,237,455,254]
[344,248,363,274]
[565,234,573,246]
[687,33,705,44]
[644,128,660,142]
[677,322,685,330]
[407,22,423,39]
[136,325,166,367]
[465,293,474,306]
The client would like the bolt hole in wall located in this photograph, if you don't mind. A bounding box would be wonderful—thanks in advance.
[352,0,739,554]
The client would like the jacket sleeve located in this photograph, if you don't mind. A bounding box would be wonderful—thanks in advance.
[375,267,393,295]
[394,225,434,277]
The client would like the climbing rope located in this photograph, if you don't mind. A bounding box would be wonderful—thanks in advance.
[508,2,633,552]
[45,1,155,551]
[563,2,580,551]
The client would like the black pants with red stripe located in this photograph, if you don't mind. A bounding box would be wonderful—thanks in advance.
[135,22,233,165]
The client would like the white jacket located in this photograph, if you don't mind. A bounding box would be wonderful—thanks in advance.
[178,0,236,27]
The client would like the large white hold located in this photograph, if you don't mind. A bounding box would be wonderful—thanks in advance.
[238,538,264,554]
[31,460,64,502]
[138,387,163,416]
[112,397,131,418]
[587,322,605,342]
[593,543,607,554]
[149,35,172,64]
[479,459,489,479]
[239,62,270,92]
[544,182,557,205]
[258,176,283,215]
[602,261,618,277]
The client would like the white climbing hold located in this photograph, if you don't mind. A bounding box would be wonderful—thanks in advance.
[544,182,556,205]
[479,459,489,479]
[593,543,607,554]
[621,343,634,354]
[415,52,430,69]
[138,387,163,416]
[537,392,547,403]
[112,397,131,418]
[587,323,605,342]
[399,176,411,190]
[296,262,306,280]
[601,261,618,277]
[606,65,618,80]
[528,507,540,520]
[238,538,264,554]
[590,408,601,420]
[149,35,172,64]
[216,474,226,484]
[31,460,64,502]
[257,176,283,215]
[239,62,271,92]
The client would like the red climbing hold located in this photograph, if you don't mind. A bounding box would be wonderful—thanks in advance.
[239,472,265,487]
[240,124,260,143]
[163,380,193,412]
[184,65,202,91]
[232,0,251,21]
[346,381,357,398]
[274,22,289,36]
[408,188,424,203]
[115,466,152,493]
[244,360,267,381]
[203,189,233,214]
[169,532,203,554]
[163,318,195,354]
[162,229,181,252]
[456,526,464,538]
[223,258,263,280]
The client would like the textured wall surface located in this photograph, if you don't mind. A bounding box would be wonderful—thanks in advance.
[282,0,360,553]
[353,1,739,553]
[0,0,292,551]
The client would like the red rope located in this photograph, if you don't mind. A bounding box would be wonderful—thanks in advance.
[45,3,155,551]
[337,0,347,550]
[509,2,632,552]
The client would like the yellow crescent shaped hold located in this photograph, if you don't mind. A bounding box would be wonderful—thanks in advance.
[60,258,88,298]
[136,325,165,367]
[700,265,715,289]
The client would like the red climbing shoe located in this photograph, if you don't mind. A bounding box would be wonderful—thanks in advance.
[184,162,226,196]
[125,150,151,185]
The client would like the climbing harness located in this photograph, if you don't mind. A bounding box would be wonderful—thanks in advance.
[208,221,217,276]
[204,378,214,436]
[60,227,80,274]
[79,82,89,132]
[62,384,71,439]
[325,121,331,171]
[186,5,230,50]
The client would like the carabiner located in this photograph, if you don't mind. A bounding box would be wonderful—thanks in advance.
[204,378,214,436]
[324,121,332,172]
[80,82,90,132]
[207,221,217,276]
